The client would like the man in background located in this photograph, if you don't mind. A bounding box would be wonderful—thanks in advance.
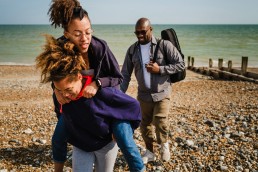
[121,17,185,164]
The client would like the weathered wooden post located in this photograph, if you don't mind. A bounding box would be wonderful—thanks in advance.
[209,58,213,68]
[241,56,248,75]
[191,57,194,67]
[187,56,191,68]
[218,58,223,69]
[228,60,232,72]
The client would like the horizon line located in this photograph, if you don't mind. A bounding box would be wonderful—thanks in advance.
[1,23,258,25]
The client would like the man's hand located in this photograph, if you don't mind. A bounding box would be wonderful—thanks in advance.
[145,61,160,73]
[83,81,98,98]
[54,89,71,105]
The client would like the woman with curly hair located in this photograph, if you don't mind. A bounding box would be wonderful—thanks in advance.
[36,35,142,171]
[45,0,145,171]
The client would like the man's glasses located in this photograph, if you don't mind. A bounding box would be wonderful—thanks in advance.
[134,28,150,35]
[69,29,94,40]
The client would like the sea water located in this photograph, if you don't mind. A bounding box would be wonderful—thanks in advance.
[0,24,257,67]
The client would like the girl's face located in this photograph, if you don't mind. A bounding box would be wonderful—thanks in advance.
[65,16,92,54]
[53,73,83,100]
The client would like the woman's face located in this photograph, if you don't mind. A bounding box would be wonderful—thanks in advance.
[65,16,92,54]
[53,73,83,100]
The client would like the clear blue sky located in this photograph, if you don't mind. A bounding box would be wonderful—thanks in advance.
[0,0,258,24]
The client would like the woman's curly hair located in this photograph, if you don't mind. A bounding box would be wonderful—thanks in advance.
[48,0,89,29]
[35,35,89,83]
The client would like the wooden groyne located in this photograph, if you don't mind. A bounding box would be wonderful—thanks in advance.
[187,56,258,83]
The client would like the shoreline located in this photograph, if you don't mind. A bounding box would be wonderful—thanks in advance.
[1,64,258,78]
[0,65,257,171]
[1,63,258,69]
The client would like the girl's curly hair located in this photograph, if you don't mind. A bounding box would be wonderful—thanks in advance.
[48,0,89,29]
[35,35,89,83]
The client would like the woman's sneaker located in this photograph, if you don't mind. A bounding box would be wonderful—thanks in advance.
[142,149,156,164]
[160,142,170,161]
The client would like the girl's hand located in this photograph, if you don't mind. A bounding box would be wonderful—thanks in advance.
[83,81,98,98]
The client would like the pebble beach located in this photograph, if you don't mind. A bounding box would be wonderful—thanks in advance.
[0,65,257,172]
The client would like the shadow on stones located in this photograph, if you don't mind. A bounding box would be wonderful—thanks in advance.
[0,144,53,167]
